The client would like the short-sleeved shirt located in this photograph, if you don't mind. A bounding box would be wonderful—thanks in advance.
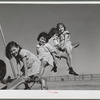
[49,31,72,53]
[59,31,70,46]
[19,49,41,76]
[59,31,72,52]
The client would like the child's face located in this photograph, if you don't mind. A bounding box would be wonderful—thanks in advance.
[39,36,46,45]
[58,24,64,33]
[10,46,19,57]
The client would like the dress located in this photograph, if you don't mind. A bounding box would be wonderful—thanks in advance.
[48,34,59,50]
[19,49,41,76]
[48,31,71,58]
[59,31,72,53]
[36,43,55,67]
[48,34,67,58]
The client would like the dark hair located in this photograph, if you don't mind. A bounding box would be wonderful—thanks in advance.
[48,27,58,39]
[56,23,66,31]
[37,32,48,42]
[0,60,6,81]
[6,41,22,64]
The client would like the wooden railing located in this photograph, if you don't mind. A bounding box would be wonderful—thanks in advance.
[45,74,100,82]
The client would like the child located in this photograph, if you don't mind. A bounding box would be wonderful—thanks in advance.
[0,59,6,82]
[5,41,47,90]
[48,27,78,76]
[57,23,80,52]
[36,32,57,75]
[56,23,79,75]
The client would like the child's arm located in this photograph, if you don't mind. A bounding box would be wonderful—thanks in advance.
[36,48,39,55]
[36,45,40,55]
[64,31,70,40]
[53,35,61,49]
[67,33,70,40]
[16,65,22,77]
[22,57,28,78]
[51,52,57,64]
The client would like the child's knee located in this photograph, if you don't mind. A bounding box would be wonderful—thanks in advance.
[37,77,47,83]
[42,61,48,68]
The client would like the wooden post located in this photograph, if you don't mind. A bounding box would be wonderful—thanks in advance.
[74,76,76,81]
[0,25,17,78]
[67,75,69,81]
[91,74,93,80]
[82,75,84,80]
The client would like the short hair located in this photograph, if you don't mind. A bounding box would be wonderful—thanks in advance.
[37,32,48,42]
[48,27,58,39]
[56,23,66,31]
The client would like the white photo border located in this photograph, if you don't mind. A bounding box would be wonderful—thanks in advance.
[0,1,100,99]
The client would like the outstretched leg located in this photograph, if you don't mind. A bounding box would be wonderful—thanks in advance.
[65,49,78,76]
[39,61,48,76]
[56,51,78,76]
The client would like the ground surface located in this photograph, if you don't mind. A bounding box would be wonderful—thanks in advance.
[31,80,100,90]
[1,78,100,90]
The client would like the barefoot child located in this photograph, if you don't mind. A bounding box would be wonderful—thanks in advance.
[5,41,47,90]
[48,27,78,76]
[36,32,57,75]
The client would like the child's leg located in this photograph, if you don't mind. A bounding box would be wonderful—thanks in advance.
[39,77,48,90]
[64,45,73,66]
[39,61,48,76]
[23,61,47,90]
[24,82,30,90]
[51,62,57,72]
[65,49,78,75]
[67,51,78,75]
[35,76,48,90]
[56,51,72,68]
[67,50,73,67]
[56,51,78,76]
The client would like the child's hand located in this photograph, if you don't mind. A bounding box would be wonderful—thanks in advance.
[55,55,61,60]
[56,44,61,49]
[16,74,21,78]
[22,76,29,81]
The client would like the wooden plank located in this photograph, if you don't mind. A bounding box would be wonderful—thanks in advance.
[6,77,25,90]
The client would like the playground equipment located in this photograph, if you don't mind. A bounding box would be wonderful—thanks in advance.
[1,76,48,90]
[0,25,48,90]
[0,25,17,78]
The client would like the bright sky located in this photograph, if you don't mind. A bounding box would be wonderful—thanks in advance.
[0,4,100,78]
